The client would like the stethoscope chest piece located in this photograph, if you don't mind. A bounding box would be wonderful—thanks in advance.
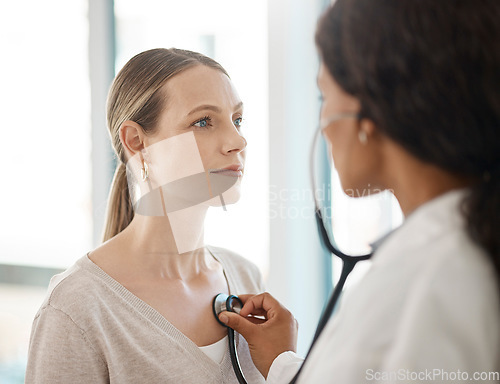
[212,293,243,326]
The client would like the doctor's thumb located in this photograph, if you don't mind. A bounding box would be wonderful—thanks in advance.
[219,311,254,338]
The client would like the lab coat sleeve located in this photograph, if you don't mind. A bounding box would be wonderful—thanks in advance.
[266,351,304,384]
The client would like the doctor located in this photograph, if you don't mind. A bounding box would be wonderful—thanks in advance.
[219,0,500,382]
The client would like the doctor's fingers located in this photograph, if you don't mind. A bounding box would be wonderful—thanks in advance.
[233,294,267,318]
[245,316,267,325]
[218,310,259,337]
[237,292,286,318]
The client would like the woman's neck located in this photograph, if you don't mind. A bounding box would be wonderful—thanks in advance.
[118,205,212,280]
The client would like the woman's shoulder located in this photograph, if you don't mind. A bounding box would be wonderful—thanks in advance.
[36,255,111,319]
[207,244,250,263]
[207,245,265,292]
[207,245,259,271]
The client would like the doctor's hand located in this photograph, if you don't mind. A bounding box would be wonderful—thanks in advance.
[218,292,298,378]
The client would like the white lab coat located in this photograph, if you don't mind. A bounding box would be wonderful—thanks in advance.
[267,189,500,384]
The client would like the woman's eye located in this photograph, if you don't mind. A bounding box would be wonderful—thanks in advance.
[234,117,243,128]
[192,116,212,128]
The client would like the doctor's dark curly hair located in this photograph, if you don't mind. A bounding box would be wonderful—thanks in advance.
[316,0,500,284]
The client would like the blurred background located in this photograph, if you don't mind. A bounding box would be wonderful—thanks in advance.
[0,0,402,382]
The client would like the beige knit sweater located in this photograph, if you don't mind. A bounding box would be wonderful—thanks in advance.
[26,246,265,384]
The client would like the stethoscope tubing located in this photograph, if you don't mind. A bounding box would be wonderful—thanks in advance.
[228,327,247,384]
[288,126,374,383]
[213,294,248,384]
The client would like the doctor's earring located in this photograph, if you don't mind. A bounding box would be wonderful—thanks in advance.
[358,130,368,145]
[141,160,149,181]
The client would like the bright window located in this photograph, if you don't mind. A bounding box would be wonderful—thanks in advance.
[0,0,92,268]
[0,1,91,381]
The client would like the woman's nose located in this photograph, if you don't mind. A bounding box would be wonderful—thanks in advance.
[222,124,247,154]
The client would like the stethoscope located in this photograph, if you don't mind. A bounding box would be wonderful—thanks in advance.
[212,293,248,383]
[212,114,374,384]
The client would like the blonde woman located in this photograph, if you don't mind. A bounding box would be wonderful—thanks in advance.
[26,48,265,384]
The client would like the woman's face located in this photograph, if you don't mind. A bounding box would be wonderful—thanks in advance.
[143,65,246,206]
[317,62,381,195]
[151,65,245,170]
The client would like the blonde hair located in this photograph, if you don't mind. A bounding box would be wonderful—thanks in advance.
[102,48,229,242]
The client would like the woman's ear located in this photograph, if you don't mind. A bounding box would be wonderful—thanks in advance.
[120,120,146,158]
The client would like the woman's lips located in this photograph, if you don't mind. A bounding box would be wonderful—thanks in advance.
[209,169,243,177]
[209,164,243,177]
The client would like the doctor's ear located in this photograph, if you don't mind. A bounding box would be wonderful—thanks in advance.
[120,120,146,157]
[357,118,378,145]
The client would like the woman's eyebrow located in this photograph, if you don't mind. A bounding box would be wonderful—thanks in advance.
[187,102,244,116]
[187,104,221,116]
[234,101,244,112]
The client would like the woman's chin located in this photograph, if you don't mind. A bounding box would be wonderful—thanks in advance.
[207,183,242,208]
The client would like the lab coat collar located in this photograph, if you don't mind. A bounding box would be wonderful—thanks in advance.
[370,188,469,266]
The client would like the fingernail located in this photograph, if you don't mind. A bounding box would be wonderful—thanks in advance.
[219,314,228,324]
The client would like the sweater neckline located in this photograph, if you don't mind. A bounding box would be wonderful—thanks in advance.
[79,245,234,377]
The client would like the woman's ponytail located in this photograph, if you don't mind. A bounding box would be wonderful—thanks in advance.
[102,162,134,242]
